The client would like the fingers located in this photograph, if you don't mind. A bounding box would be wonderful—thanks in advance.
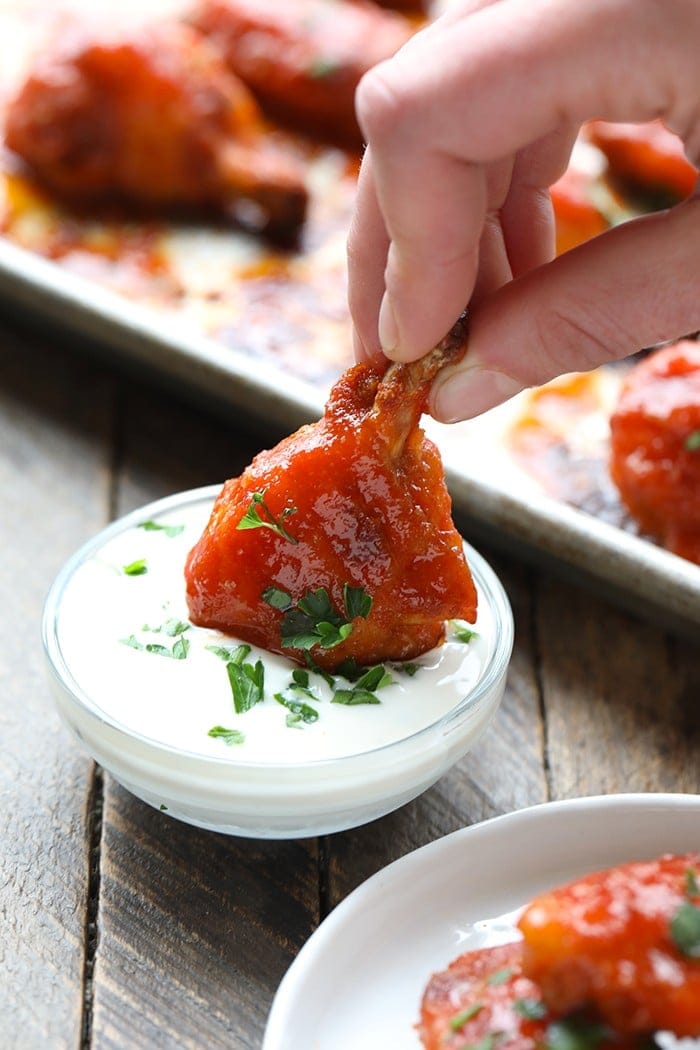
[430,191,700,421]
[348,0,700,364]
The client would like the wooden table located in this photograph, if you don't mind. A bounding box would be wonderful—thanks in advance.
[2,315,699,1050]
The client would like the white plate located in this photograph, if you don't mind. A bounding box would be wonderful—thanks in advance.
[263,793,700,1049]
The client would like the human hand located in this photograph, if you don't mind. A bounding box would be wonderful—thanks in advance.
[347,0,700,422]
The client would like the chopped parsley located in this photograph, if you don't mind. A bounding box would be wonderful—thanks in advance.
[274,692,319,724]
[206,642,252,664]
[686,868,700,898]
[332,664,393,706]
[236,491,298,544]
[685,430,700,452]
[396,662,419,677]
[226,657,265,714]
[486,967,513,986]
[304,652,336,688]
[545,1017,612,1050]
[514,997,548,1020]
[308,56,340,78]
[120,634,189,659]
[138,520,184,538]
[262,584,373,651]
[142,618,189,637]
[159,804,168,811]
[449,1002,483,1031]
[123,559,148,576]
[208,725,245,746]
[449,620,478,644]
[670,899,700,957]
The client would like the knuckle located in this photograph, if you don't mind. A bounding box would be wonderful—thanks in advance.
[355,61,412,145]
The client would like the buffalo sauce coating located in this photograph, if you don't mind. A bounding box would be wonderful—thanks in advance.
[609,340,700,563]
[419,942,551,1050]
[518,852,700,1035]
[185,363,477,671]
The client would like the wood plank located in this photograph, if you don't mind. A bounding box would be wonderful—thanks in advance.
[0,326,114,1047]
[537,574,700,797]
[327,552,548,903]
[91,386,319,1050]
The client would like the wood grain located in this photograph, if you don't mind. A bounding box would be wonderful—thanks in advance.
[0,326,114,1048]
[90,384,319,1050]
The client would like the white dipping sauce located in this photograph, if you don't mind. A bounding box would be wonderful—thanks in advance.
[55,502,495,764]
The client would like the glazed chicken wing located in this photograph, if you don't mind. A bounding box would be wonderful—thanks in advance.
[519,852,700,1035]
[5,20,308,239]
[185,317,477,671]
[191,0,414,148]
[609,340,700,563]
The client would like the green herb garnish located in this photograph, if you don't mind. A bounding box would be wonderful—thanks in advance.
[332,664,393,706]
[514,997,548,1020]
[142,618,189,637]
[159,804,168,811]
[486,967,513,986]
[274,692,319,724]
[449,620,478,643]
[670,899,700,957]
[237,491,298,544]
[449,1002,483,1031]
[208,725,245,746]
[206,642,252,664]
[120,634,189,659]
[685,868,700,897]
[304,652,337,688]
[226,658,264,714]
[308,56,340,78]
[123,559,148,576]
[263,584,373,652]
[139,520,184,538]
[545,1017,612,1050]
[685,430,700,452]
[397,662,419,677]
[462,1036,500,1050]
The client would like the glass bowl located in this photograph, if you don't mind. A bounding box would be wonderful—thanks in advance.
[42,485,514,838]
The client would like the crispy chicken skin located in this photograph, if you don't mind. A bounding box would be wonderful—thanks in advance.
[519,853,700,1035]
[609,340,700,563]
[185,318,477,671]
[191,0,414,148]
[4,20,308,239]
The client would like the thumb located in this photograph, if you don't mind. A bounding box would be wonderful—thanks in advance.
[430,191,700,423]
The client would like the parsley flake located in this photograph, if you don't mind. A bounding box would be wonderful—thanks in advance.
[514,997,548,1020]
[449,1002,483,1031]
[227,658,265,714]
[686,430,700,452]
[450,620,478,644]
[274,692,319,724]
[332,664,393,706]
[120,634,189,659]
[206,642,251,664]
[138,520,184,538]
[123,559,148,576]
[686,868,700,898]
[237,491,298,544]
[670,899,700,957]
[142,618,189,637]
[487,967,513,986]
[208,725,245,746]
[263,584,373,652]
[545,1017,612,1050]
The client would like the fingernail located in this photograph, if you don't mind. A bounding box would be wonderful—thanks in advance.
[378,292,399,354]
[432,367,523,423]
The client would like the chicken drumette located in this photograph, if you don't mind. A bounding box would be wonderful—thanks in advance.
[5,20,308,239]
[191,0,414,148]
[185,317,477,671]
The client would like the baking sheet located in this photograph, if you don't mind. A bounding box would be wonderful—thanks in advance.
[0,1,698,633]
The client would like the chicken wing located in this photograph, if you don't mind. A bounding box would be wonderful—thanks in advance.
[185,316,477,671]
[191,0,414,148]
[519,852,700,1035]
[5,20,308,240]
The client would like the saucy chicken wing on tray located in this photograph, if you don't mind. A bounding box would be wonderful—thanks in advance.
[191,0,415,148]
[5,19,308,239]
[610,340,700,564]
[186,316,477,671]
[419,853,700,1049]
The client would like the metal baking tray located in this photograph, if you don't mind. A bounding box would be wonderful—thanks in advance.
[1,233,698,635]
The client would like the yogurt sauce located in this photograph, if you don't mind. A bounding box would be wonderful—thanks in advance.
[55,501,495,764]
